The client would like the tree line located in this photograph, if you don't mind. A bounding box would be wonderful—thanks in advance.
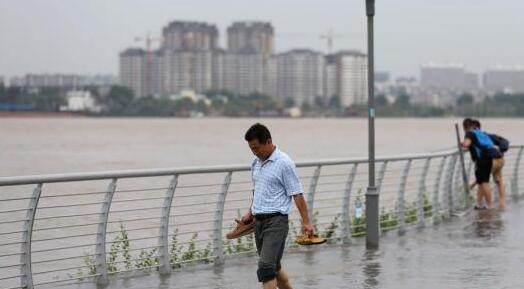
[1,83,524,117]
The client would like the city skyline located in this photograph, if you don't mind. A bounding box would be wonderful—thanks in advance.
[118,20,369,107]
[1,0,524,79]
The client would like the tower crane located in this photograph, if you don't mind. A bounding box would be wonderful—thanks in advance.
[319,28,361,54]
[134,32,163,96]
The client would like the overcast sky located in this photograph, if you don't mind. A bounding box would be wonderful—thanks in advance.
[1,0,523,79]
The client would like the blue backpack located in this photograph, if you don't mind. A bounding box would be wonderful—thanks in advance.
[470,129,501,158]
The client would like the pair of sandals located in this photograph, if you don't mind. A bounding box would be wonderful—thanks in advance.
[294,233,327,245]
[226,219,326,245]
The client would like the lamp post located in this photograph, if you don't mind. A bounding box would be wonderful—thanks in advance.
[365,0,379,248]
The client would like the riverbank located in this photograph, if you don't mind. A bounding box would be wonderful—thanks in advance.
[0,111,86,118]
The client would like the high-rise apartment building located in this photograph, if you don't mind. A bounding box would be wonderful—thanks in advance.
[162,50,213,94]
[159,21,216,96]
[119,48,146,97]
[277,49,324,106]
[265,56,278,99]
[324,55,338,102]
[483,66,524,93]
[214,50,267,96]
[212,21,275,97]
[162,21,218,51]
[336,51,368,107]
[227,22,274,56]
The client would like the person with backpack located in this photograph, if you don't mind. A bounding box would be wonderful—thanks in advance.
[472,119,508,209]
[462,118,502,210]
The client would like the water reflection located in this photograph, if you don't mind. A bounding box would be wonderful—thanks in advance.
[302,249,320,289]
[362,249,381,289]
[474,209,504,238]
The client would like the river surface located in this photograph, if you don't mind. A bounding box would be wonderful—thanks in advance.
[2,117,523,177]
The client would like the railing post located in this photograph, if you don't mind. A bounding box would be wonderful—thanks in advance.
[417,158,431,228]
[397,160,411,235]
[452,156,464,211]
[307,166,322,219]
[465,158,474,210]
[445,154,458,217]
[466,159,474,184]
[95,178,117,285]
[432,156,447,223]
[377,161,388,194]
[374,161,387,231]
[511,147,523,200]
[213,172,232,265]
[20,183,42,289]
[159,175,178,274]
[341,163,358,244]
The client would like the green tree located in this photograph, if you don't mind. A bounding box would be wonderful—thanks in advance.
[195,99,209,113]
[328,95,340,108]
[284,97,295,108]
[375,94,388,106]
[301,102,311,114]
[207,94,227,110]
[395,92,410,108]
[456,94,474,106]
[106,86,134,114]
[248,93,276,111]
[128,96,173,116]
[314,96,325,108]
[5,86,23,104]
[33,88,65,111]
[173,97,195,116]
[0,83,5,103]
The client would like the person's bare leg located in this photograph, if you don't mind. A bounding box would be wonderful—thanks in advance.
[496,179,505,209]
[263,278,277,289]
[276,268,293,289]
[479,183,492,209]
[492,158,506,210]
[476,188,483,208]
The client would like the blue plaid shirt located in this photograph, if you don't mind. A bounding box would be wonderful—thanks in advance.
[250,148,303,215]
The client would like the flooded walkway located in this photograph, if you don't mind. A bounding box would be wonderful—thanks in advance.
[66,202,524,289]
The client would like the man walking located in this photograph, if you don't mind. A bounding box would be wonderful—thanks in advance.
[241,123,314,289]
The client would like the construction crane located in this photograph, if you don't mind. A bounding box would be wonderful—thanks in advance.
[276,30,361,54]
[134,32,163,96]
[319,28,361,54]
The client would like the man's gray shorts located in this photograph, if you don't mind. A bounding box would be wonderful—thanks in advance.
[254,213,289,283]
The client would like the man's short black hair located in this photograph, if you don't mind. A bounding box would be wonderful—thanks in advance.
[472,119,481,129]
[463,118,475,130]
[245,123,272,143]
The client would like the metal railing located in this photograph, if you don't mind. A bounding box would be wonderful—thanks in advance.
[0,145,523,289]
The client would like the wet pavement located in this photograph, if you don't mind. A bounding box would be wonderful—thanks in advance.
[66,202,524,289]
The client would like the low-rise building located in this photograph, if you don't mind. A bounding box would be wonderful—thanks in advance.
[60,90,102,113]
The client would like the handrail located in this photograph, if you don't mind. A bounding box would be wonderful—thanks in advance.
[0,150,458,186]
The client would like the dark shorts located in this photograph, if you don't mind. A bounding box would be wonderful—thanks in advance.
[254,213,288,283]
[475,156,493,184]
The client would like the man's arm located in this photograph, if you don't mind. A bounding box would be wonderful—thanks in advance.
[462,137,472,149]
[293,194,314,235]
